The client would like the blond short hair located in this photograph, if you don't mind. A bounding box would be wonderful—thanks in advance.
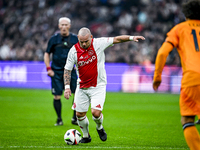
[58,17,71,24]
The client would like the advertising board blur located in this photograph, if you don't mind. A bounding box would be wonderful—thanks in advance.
[0,61,182,93]
[0,61,50,89]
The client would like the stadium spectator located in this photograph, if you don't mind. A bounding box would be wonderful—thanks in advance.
[0,0,185,66]
[44,17,78,126]
[63,27,145,143]
[153,0,200,149]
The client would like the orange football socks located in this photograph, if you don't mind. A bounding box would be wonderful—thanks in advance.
[183,125,200,150]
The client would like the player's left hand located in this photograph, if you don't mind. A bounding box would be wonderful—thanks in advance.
[64,89,71,99]
[133,36,145,42]
[153,80,161,91]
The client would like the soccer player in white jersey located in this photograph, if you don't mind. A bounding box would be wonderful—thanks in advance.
[64,27,145,143]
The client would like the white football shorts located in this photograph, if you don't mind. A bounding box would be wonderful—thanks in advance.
[72,85,106,112]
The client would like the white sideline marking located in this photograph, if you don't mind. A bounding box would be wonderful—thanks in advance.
[0,146,187,149]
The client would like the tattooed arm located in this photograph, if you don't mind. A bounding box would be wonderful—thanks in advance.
[64,69,71,86]
[64,69,72,99]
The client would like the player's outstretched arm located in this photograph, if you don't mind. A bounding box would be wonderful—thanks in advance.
[113,35,145,44]
[64,69,72,99]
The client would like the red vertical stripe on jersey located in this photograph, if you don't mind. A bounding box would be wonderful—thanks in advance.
[75,39,98,88]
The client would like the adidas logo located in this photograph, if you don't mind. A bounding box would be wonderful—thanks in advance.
[80,56,84,59]
[96,104,101,108]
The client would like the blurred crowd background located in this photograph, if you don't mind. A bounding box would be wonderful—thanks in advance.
[0,0,184,66]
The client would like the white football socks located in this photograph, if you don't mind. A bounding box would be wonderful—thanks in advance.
[77,116,89,138]
[93,113,103,130]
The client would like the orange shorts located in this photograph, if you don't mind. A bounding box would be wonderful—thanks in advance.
[180,85,200,116]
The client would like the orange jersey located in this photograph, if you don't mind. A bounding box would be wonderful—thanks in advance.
[154,20,200,87]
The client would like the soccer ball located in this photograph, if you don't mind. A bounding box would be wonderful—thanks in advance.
[64,129,82,145]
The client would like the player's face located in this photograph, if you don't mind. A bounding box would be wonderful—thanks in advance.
[58,20,71,36]
[78,34,93,49]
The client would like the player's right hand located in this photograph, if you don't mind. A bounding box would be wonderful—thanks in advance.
[153,80,161,91]
[64,89,71,99]
[47,70,54,77]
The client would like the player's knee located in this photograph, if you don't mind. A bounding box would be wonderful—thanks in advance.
[76,112,86,118]
[181,116,195,125]
[54,95,61,99]
[91,109,101,118]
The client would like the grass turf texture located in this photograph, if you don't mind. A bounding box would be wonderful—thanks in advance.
[0,88,199,149]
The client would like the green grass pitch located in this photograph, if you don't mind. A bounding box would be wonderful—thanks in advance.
[1,88,199,149]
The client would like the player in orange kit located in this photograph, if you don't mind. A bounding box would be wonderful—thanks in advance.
[153,0,200,149]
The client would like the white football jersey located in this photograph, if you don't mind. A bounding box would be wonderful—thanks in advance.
[65,37,114,88]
